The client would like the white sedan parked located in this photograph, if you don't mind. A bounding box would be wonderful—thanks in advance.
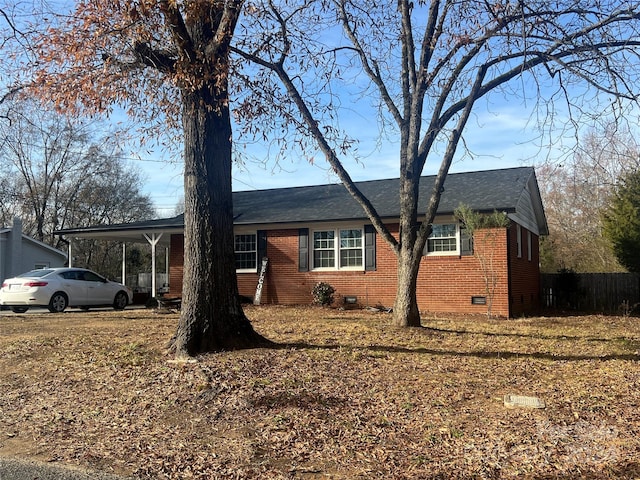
[0,267,133,313]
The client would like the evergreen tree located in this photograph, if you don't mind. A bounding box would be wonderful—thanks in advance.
[602,171,640,272]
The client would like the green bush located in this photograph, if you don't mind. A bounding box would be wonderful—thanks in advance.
[312,282,335,306]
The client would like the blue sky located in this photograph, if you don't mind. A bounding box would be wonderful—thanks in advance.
[111,4,637,219]
[2,1,624,219]
[0,1,561,219]
[141,97,562,218]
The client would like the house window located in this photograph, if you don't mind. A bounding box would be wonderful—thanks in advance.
[423,223,474,256]
[516,224,522,258]
[340,229,363,267]
[527,230,532,261]
[313,230,336,268]
[427,224,457,252]
[312,228,363,270]
[235,233,257,271]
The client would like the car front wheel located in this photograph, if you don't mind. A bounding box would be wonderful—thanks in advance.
[113,291,128,310]
[48,292,68,313]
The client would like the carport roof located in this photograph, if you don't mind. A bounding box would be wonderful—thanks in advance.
[55,166,547,242]
[55,215,183,245]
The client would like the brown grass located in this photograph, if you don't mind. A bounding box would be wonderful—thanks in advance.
[1,306,639,479]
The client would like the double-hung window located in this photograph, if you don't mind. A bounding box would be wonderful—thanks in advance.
[313,230,335,268]
[312,228,363,270]
[425,223,472,256]
[235,233,257,271]
[339,229,363,267]
[427,224,458,253]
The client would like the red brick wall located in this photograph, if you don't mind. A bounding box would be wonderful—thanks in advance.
[167,223,542,317]
[419,227,510,316]
[507,224,541,316]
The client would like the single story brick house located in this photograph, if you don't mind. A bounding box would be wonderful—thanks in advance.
[56,166,548,317]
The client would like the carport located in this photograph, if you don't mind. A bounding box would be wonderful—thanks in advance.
[55,215,184,298]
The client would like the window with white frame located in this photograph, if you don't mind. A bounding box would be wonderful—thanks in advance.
[424,223,472,256]
[527,230,532,261]
[427,224,458,253]
[312,228,363,269]
[313,230,335,268]
[235,233,257,270]
[340,229,363,267]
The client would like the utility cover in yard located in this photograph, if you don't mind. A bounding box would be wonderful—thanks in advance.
[504,394,546,409]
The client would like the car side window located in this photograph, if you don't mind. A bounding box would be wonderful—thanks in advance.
[83,272,104,283]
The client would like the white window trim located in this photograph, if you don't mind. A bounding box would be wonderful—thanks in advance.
[311,225,365,271]
[516,224,522,258]
[234,231,258,273]
[527,230,532,262]
[424,223,465,256]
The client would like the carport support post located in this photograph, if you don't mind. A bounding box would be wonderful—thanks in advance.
[122,243,126,285]
[143,233,163,298]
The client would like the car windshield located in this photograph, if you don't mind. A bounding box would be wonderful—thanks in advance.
[19,269,55,278]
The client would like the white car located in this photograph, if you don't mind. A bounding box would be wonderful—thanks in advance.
[0,267,133,313]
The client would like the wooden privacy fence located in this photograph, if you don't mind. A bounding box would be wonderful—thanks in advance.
[541,272,640,314]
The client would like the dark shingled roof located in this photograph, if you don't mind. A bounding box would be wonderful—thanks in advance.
[56,166,545,238]
[232,166,536,224]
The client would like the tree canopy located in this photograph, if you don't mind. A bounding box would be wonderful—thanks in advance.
[0,98,156,280]
[2,1,640,334]
[602,170,640,273]
[1,1,271,355]
[234,0,640,325]
[537,124,639,273]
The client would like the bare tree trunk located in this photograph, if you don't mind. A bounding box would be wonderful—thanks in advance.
[393,249,422,326]
[170,84,270,356]
[393,168,423,327]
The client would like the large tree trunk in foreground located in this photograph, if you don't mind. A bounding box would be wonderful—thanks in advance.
[170,83,270,356]
[393,250,422,327]
[391,156,424,327]
[389,167,421,327]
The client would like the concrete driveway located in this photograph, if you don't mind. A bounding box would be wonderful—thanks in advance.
[0,457,133,480]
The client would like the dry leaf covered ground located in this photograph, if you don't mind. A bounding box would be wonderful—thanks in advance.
[0,305,639,479]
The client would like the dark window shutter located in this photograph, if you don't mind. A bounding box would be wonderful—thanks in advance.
[257,230,267,262]
[298,228,309,272]
[364,225,376,271]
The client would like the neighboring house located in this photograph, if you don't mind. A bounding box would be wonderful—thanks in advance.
[56,166,548,317]
[0,218,68,282]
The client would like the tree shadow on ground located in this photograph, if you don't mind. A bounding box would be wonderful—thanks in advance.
[421,324,634,344]
[270,341,638,362]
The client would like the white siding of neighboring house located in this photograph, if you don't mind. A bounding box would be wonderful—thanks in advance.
[0,218,67,281]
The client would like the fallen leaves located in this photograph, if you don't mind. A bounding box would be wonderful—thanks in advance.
[0,307,639,479]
